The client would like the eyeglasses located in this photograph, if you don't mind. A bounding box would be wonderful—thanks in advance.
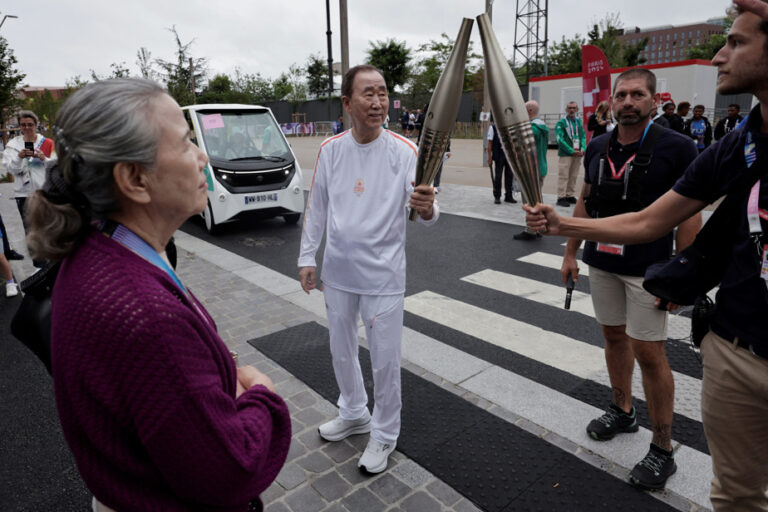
[19,123,35,128]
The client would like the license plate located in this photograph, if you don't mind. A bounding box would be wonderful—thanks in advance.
[244,193,278,205]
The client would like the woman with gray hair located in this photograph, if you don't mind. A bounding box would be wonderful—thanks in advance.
[26,79,290,511]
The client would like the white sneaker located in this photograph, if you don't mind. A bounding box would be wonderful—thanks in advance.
[318,409,371,442]
[358,438,396,474]
[5,282,19,297]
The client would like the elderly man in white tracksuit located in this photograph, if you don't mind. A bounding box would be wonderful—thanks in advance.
[299,65,438,474]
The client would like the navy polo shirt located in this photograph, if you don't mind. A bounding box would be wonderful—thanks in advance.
[582,127,698,276]
[673,104,768,350]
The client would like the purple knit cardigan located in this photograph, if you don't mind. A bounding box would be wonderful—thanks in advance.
[51,230,291,511]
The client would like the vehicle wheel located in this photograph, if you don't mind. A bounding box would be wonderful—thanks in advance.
[203,201,219,234]
[283,213,301,224]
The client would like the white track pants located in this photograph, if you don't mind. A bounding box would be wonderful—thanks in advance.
[323,285,404,444]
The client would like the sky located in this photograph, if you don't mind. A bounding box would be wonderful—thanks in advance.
[2,0,729,88]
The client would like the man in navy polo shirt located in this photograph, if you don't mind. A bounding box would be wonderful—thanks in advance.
[561,67,700,491]
[527,2,768,507]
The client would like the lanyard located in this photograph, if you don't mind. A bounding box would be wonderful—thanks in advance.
[109,223,187,293]
[745,131,765,234]
[606,122,652,180]
[566,117,578,140]
[105,223,218,331]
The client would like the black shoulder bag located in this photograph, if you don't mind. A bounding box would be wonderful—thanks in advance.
[10,262,61,374]
[10,227,178,374]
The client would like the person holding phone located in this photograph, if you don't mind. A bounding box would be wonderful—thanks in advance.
[2,110,55,231]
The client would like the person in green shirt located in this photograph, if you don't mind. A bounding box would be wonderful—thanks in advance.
[514,100,550,241]
[555,102,586,207]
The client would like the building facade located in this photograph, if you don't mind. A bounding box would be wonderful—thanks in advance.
[619,19,726,65]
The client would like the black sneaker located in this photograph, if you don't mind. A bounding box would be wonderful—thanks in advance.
[513,231,541,241]
[504,196,518,203]
[494,198,501,204]
[629,443,677,490]
[566,196,577,204]
[586,403,638,440]
[556,197,571,207]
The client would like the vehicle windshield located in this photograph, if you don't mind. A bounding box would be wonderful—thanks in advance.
[195,109,290,161]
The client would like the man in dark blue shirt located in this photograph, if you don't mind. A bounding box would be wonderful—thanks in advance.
[561,67,700,491]
[527,3,768,508]
[714,103,744,140]
[684,104,714,152]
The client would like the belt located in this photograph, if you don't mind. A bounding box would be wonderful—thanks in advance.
[734,338,768,360]
[712,326,768,360]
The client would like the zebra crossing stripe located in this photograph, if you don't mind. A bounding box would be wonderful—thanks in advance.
[405,287,703,423]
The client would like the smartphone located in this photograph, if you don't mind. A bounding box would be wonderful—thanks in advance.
[24,141,34,154]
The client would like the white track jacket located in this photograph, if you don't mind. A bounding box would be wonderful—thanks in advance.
[299,130,439,295]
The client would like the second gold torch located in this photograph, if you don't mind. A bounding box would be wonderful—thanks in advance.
[409,18,473,221]
[476,13,543,208]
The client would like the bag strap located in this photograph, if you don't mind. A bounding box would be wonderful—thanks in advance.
[633,122,664,168]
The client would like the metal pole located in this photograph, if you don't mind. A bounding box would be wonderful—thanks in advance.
[325,0,334,121]
[543,0,549,76]
[482,0,493,167]
[339,0,350,129]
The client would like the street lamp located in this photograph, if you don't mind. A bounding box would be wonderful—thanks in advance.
[0,14,19,30]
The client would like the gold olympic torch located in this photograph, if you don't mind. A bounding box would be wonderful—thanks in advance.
[476,13,543,208]
[409,17,473,221]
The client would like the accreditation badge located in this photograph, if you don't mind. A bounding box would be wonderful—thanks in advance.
[761,244,768,283]
[596,243,625,256]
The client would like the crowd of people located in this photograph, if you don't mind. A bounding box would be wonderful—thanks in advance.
[1,0,766,510]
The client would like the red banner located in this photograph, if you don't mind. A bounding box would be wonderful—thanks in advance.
[581,45,612,143]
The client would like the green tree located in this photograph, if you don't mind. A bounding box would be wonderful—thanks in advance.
[285,64,307,110]
[306,54,330,97]
[407,33,481,95]
[687,18,730,59]
[546,13,648,75]
[547,35,585,75]
[136,47,156,80]
[365,38,411,92]
[232,69,279,103]
[0,36,26,125]
[197,74,251,104]
[271,73,292,102]
[90,61,132,82]
[155,26,208,106]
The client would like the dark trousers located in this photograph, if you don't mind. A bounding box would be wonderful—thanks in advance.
[15,198,27,232]
[0,214,11,255]
[492,158,514,200]
[433,161,444,188]
[16,197,43,268]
